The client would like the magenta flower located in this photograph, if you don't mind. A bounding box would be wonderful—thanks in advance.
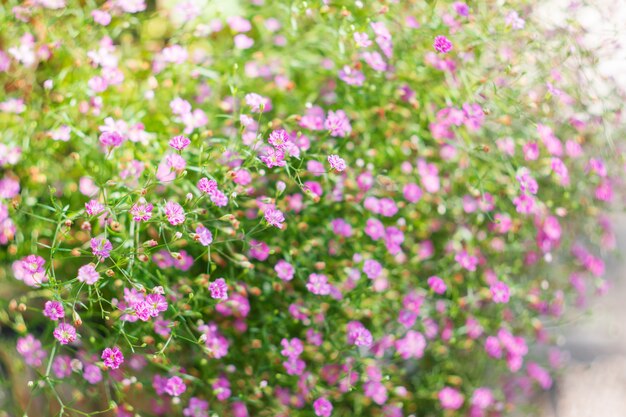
[274,260,295,281]
[164,201,185,225]
[85,199,105,216]
[169,135,191,150]
[53,323,77,345]
[99,131,123,148]
[363,259,382,279]
[13,255,47,287]
[91,237,112,259]
[306,273,331,295]
[395,330,426,359]
[130,202,153,222]
[427,276,447,294]
[102,346,124,369]
[347,321,373,347]
[280,338,304,358]
[77,264,100,285]
[184,397,209,417]
[16,334,47,367]
[438,387,464,410]
[313,397,333,417]
[165,375,187,396]
[83,364,103,384]
[324,110,352,137]
[433,36,453,54]
[338,65,365,86]
[209,278,228,300]
[490,281,511,303]
[327,154,346,172]
[52,355,72,379]
[44,300,64,321]
[195,225,213,246]
[264,207,285,228]
[260,147,286,168]
[268,129,289,150]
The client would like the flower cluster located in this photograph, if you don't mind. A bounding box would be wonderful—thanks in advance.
[0,1,623,417]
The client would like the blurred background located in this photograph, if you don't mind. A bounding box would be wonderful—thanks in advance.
[530,1,626,416]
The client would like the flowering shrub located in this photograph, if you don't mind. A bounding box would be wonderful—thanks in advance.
[0,0,623,416]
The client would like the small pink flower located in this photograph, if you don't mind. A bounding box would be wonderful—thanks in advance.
[196,225,213,246]
[43,301,64,321]
[169,135,191,150]
[77,264,100,285]
[91,237,112,259]
[264,207,285,228]
[165,375,187,396]
[433,36,453,54]
[428,276,447,294]
[306,273,331,295]
[275,260,295,281]
[327,154,346,172]
[313,397,333,417]
[363,259,382,279]
[99,131,123,148]
[438,387,464,410]
[102,346,124,369]
[164,201,185,225]
[209,278,228,300]
[92,10,111,26]
[490,281,510,303]
[53,323,77,345]
[130,203,153,222]
[268,129,289,150]
[85,200,105,216]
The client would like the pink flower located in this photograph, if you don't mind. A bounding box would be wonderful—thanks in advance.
[264,207,285,228]
[327,154,346,172]
[169,135,191,150]
[363,259,382,279]
[92,10,111,25]
[324,110,351,137]
[195,225,213,246]
[209,278,228,300]
[44,300,64,320]
[53,323,77,345]
[403,183,422,203]
[490,281,510,303]
[85,199,105,216]
[165,376,187,396]
[275,260,295,281]
[99,131,123,148]
[428,276,447,294]
[17,334,47,367]
[91,237,113,259]
[313,397,333,417]
[234,34,254,49]
[77,264,100,285]
[130,203,153,222]
[438,387,464,410]
[164,201,185,225]
[280,338,304,358]
[395,330,426,359]
[13,255,47,287]
[306,273,331,295]
[268,129,289,150]
[338,65,365,86]
[471,387,494,410]
[102,346,124,369]
[260,147,286,168]
[433,36,453,53]
[184,397,209,417]
[83,364,102,384]
[347,321,373,347]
